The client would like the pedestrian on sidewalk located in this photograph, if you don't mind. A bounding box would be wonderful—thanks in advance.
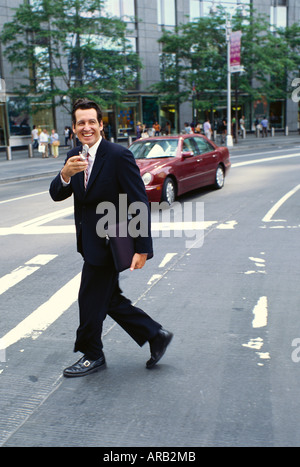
[64,126,70,146]
[220,119,227,144]
[255,118,261,137]
[261,116,269,137]
[31,125,39,149]
[183,122,192,134]
[39,128,49,158]
[50,129,60,158]
[194,122,202,134]
[203,118,212,140]
[164,121,171,135]
[49,98,173,378]
[153,121,161,136]
[136,121,142,139]
[239,116,246,137]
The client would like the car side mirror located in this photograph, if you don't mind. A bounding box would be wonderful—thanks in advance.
[181,151,194,159]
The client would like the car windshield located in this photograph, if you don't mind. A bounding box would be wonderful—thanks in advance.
[130,139,178,159]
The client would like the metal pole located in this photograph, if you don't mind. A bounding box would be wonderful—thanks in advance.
[226,16,233,148]
[1,97,12,160]
[6,146,12,161]
[28,143,33,158]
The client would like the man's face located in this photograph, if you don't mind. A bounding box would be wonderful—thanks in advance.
[73,108,103,147]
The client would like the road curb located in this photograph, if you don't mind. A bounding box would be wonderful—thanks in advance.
[0,171,58,185]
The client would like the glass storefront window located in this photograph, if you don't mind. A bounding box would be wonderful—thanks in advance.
[31,104,54,132]
[102,110,116,140]
[269,101,284,129]
[7,97,31,137]
[117,105,137,139]
[142,97,159,130]
[160,105,177,134]
[1,96,54,144]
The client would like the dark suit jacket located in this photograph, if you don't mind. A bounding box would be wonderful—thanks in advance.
[49,138,153,266]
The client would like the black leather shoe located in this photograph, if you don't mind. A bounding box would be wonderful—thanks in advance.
[63,355,106,378]
[146,329,173,369]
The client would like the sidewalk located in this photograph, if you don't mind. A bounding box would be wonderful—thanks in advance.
[0,133,299,185]
[227,131,300,151]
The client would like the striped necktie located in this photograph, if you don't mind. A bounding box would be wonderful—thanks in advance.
[84,153,90,189]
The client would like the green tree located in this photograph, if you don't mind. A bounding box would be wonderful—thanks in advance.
[152,6,300,124]
[154,12,226,121]
[279,21,300,95]
[1,0,141,119]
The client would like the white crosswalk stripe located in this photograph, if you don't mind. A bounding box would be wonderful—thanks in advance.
[0,255,57,296]
[0,273,81,353]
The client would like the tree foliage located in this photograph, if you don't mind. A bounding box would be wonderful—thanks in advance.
[152,6,300,113]
[1,0,141,114]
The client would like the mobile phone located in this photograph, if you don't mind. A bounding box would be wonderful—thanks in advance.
[79,144,89,161]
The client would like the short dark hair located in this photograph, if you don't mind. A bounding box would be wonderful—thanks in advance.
[72,98,103,125]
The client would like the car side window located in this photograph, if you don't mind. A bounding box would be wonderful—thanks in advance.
[192,137,214,155]
[182,138,195,155]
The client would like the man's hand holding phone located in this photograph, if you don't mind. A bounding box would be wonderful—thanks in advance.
[61,155,88,183]
[61,144,89,183]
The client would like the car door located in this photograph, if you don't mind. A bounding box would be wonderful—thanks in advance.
[191,137,218,185]
[178,137,204,192]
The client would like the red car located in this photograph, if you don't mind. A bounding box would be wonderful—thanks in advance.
[130,134,231,204]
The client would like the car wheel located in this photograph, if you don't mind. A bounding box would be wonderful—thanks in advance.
[162,177,176,204]
[214,164,225,189]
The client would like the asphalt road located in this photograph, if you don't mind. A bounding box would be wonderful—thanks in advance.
[0,141,300,447]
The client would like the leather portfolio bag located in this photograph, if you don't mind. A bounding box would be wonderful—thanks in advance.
[106,221,135,272]
[106,221,153,273]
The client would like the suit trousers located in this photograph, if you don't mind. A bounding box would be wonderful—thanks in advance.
[74,261,161,360]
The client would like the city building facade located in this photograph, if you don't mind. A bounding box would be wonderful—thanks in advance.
[0,0,299,148]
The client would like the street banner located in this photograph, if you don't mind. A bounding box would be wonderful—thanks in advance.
[230,30,242,73]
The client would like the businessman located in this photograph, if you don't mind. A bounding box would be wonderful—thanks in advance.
[49,98,172,377]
